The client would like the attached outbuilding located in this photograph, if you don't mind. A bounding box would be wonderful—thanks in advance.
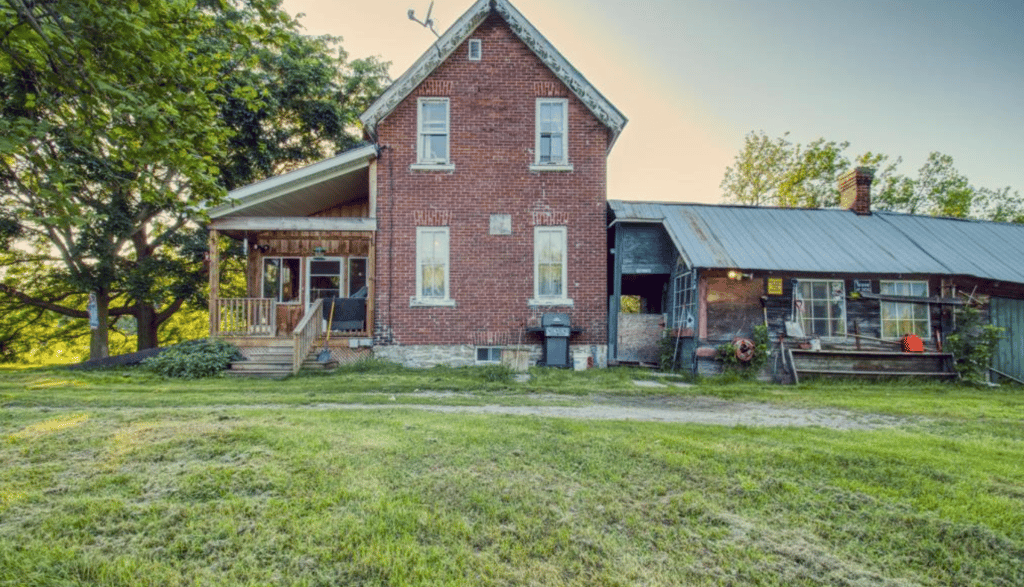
[608,168,1024,382]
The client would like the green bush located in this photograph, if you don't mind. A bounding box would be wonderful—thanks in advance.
[946,306,1003,384]
[716,324,770,379]
[141,339,243,379]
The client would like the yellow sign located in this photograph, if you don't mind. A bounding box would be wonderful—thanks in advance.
[767,278,783,295]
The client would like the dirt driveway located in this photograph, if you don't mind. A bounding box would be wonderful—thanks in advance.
[329,393,904,431]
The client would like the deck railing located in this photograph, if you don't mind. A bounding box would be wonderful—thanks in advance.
[214,298,276,337]
[292,297,324,375]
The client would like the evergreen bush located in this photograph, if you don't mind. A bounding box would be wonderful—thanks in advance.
[141,339,243,379]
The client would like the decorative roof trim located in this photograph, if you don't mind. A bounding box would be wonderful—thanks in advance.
[208,144,377,219]
[359,0,627,151]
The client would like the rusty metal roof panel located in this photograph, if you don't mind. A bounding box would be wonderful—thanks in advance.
[608,200,1024,283]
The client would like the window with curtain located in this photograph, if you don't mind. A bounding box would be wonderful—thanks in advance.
[795,279,846,337]
[416,227,449,301]
[880,280,930,338]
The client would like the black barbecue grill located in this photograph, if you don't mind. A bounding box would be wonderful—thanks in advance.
[534,313,575,368]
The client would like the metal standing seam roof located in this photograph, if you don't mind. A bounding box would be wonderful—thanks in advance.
[608,200,1024,285]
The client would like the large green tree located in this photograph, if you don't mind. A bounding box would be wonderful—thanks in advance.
[720,131,1023,222]
[0,0,388,362]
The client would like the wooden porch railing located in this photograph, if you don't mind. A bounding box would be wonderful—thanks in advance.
[292,298,324,375]
[214,298,277,337]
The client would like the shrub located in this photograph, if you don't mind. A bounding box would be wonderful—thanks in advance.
[141,339,243,379]
[946,306,1003,384]
[716,324,770,379]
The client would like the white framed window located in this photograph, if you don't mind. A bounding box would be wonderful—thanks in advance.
[413,227,454,306]
[794,279,846,338]
[415,97,451,168]
[532,98,571,170]
[468,39,482,61]
[531,226,572,306]
[880,280,930,339]
[262,257,301,304]
[307,258,344,307]
[476,347,502,364]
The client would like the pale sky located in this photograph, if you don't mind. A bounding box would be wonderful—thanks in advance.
[282,0,1024,204]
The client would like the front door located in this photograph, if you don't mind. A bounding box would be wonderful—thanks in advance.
[307,257,369,330]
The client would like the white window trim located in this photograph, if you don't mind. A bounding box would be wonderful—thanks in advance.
[468,39,482,61]
[262,257,302,305]
[475,347,503,364]
[795,279,847,339]
[412,226,454,307]
[530,225,572,307]
[304,256,345,310]
[533,98,570,169]
[415,97,451,168]
[880,280,930,339]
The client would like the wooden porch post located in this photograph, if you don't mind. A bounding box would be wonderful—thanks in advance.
[209,228,220,337]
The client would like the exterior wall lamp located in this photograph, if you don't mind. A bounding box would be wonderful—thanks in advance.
[727,270,753,280]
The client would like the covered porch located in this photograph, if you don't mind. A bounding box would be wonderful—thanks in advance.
[206,144,378,375]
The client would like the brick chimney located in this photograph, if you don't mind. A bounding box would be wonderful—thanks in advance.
[838,167,874,215]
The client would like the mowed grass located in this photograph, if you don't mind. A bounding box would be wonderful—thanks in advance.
[1,366,1023,586]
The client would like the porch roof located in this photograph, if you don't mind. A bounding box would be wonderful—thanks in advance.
[208,143,376,221]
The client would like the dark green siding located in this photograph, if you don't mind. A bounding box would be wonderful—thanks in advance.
[990,297,1024,381]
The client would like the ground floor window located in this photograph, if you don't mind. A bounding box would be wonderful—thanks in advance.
[263,257,301,303]
[880,280,930,339]
[795,279,846,337]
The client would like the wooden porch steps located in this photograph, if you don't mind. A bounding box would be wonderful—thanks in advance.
[226,341,338,379]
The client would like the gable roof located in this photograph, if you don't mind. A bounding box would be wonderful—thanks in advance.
[608,200,1024,285]
[359,0,627,150]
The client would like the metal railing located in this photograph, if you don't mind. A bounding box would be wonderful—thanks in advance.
[292,298,324,375]
[214,298,276,337]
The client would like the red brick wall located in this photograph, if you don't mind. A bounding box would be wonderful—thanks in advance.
[373,14,609,347]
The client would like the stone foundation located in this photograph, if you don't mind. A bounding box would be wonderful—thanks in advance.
[372,344,608,369]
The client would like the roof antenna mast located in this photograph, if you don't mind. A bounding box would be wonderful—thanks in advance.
[408,1,441,38]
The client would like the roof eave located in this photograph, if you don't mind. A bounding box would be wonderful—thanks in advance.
[208,144,377,219]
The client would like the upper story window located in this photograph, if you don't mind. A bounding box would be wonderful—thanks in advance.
[416,97,451,168]
[533,98,571,170]
[880,280,930,339]
[468,39,482,61]
[794,279,846,338]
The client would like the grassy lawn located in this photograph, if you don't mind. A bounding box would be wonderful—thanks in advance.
[1,365,1023,586]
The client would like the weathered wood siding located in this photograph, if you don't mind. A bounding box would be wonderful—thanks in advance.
[990,297,1024,381]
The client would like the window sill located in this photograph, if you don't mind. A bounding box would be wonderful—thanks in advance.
[410,297,456,308]
[528,297,574,308]
[529,164,574,172]
[410,163,455,172]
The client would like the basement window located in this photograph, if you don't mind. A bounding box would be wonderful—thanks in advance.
[468,39,482,61]
[476,347,502,364]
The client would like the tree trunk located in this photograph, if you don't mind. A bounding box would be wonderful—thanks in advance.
[89,290,110,360]
[136,302,159,351]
